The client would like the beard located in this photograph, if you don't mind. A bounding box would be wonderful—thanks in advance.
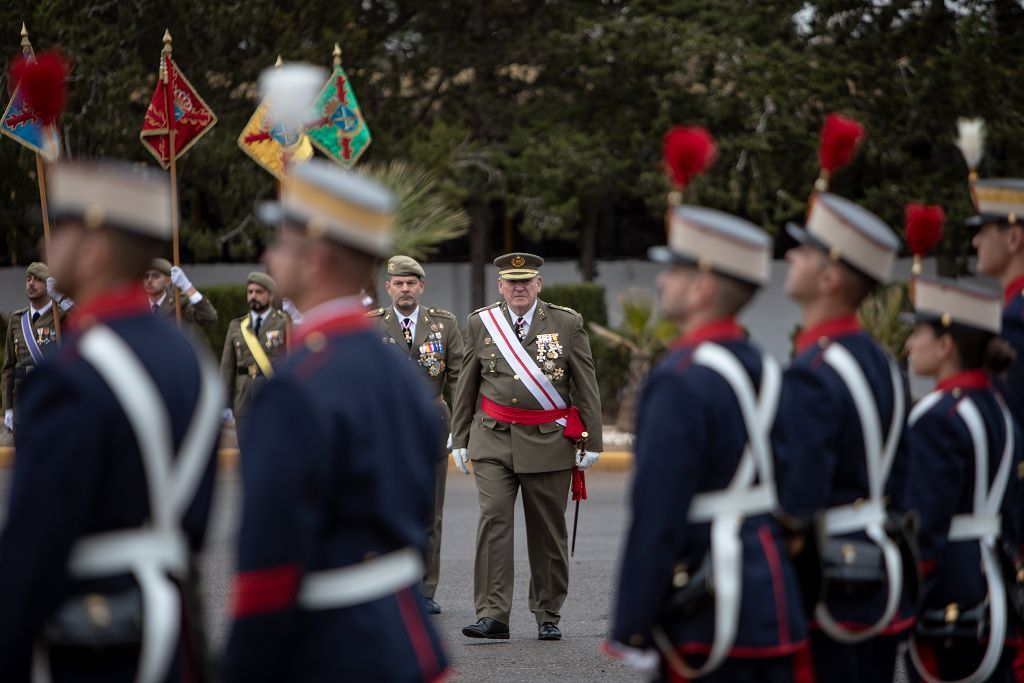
[249,299,269,313]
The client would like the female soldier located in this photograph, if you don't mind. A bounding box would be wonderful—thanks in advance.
[904,275,1021,683]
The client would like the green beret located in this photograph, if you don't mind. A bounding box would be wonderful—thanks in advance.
[247,271,277,293]
[26,262,49,281]
[494,252,543,280]
[148,258,172,276]
[386,255,425,279]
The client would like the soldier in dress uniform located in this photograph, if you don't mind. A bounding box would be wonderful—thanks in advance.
[1,262,71,432]
[222,158,448,682]
[219,271,291,432]
[450,252,603,641]
[367,254,464,615]
[606,206,811,682]
[902,276,1021,682]
[143,257,218,329]
[0,160,224,682]
[969,179,1024,428]
[773,192,912,682]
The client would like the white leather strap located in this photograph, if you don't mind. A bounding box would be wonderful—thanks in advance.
[948,514,1001,541]
[67,529,189,579]
[298,548,423,610]
[816,344,905,643]
[656,344,779,679]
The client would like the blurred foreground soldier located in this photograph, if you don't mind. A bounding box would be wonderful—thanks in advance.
[143,257,217,329]
[0,160,225,681]
[450,251,603,641]
[902,277,1021,682]
[223,159,448,682]
[968,178,1024,428]
[1,262,70,431]
[219,271,290,431]
[606,204,811,681]
[369,254,464,615]
[774,193,912,682]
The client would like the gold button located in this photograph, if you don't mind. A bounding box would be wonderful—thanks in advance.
[512,398,518,404]
[513,374,519,380]
[490,353,496,358]
[511,420,517,425]
[945,603,959,623]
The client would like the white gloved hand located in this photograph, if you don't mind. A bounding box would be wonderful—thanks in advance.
[601,640,659,674]
[170,266,193,292]
[452,447,470,475]
[576,450,600,470]
[47,277,74,311]
[281,297,303,325]
[446,432,453,450]
[222,408,234,424]
[4,409,12,432]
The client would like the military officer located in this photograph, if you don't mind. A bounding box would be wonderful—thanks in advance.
[969,178,1024,428]
[368,254,464,615]
[0,160,224,681]
[450,252,603,641]
[902,276,1021,682]
[607,206,811,681]
[143,257,218,329]
[223,158,448,682]
[219,271,291,431]
[1,262,71,431]
[773,192,912,682]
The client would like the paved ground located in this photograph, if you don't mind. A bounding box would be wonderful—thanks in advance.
[0,468,640,681]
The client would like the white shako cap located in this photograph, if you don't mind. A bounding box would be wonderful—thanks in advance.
[967,178,1024,228]
[907,275,1001,334]
[649,205,772,286]
[787,192,899,283]
[257,158,396,257]
[47,160,173,240]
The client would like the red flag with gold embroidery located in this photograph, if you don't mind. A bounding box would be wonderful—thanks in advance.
[139,33,216,169]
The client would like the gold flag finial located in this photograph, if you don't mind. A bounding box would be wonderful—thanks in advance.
[333,43,342,67]
[20,22,30,50]
[275,54,283,67]
[162,29,173,55]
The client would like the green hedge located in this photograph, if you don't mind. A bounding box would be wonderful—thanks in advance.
[199,284,249,356]
[540,283,628,421]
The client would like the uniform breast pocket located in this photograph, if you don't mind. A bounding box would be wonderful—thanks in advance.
[479,415,509,432]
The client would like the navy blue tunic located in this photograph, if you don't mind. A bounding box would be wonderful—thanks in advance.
[1001,277,1024,429]
[612,321,809,676]
[222,302,448,683]
[0,286,217,682]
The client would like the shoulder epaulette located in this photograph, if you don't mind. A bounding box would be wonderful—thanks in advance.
[427,307,456,318]
[470,301,502,316]
[11,307,27,318]
[364,307,386,318]
[546,303,580,316]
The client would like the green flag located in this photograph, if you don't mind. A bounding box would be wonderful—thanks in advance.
[307,64,371,168]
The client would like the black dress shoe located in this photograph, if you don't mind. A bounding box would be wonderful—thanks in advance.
[462,617,510,639]
[537,622,561,641]
[424,597,442,615]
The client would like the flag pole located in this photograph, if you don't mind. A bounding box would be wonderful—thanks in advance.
[20,24,62,342]
[161,29,182,325]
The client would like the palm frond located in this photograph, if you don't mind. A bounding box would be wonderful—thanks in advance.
[858,284,911,360]
[360,160,470,260]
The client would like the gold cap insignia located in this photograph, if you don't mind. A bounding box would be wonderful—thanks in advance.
[511,255,526,268]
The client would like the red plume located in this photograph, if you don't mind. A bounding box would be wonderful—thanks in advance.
[10,50,69,127]
[662,126,717,188]
[904,203,944,257]
[818,113,864,175]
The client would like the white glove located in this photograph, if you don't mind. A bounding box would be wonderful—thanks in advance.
[46,277,74,311]
[222,408,234,424]
[170,266,193,292]
[282,297,303,325]
[4,409,12,432]
[576,450,600,470]
[452,447,470,475]
[602,640,659,674]
[446,432,453,450]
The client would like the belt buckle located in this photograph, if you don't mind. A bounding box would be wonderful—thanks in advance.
[248,363,259,378]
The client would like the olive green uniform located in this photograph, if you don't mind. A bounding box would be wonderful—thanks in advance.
[219,309,291,429]
[2,306,65,421]
[450,299,603,625]
[152,291,218,330]
[369,304,464,600]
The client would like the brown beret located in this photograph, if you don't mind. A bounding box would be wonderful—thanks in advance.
[148,258,172,276]
[247,271,277,293]
[26,262,49,281]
